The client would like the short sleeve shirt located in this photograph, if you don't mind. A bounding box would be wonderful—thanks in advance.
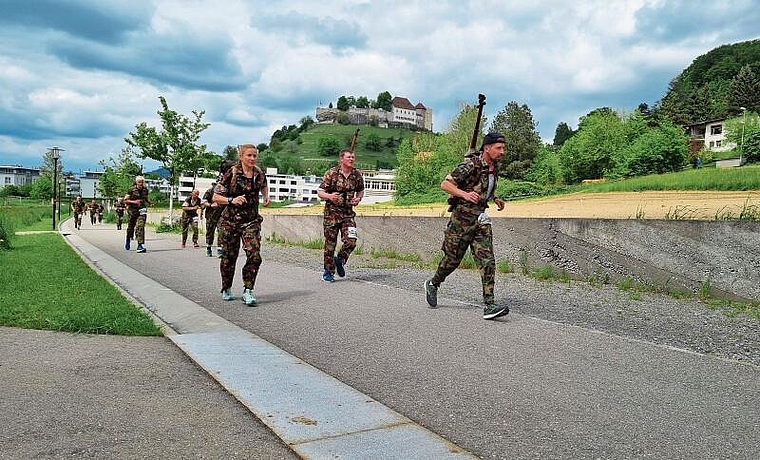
[182,196,201,219]
[125,185,149,211]
[215,164,267,225]
[319,166,364,220]
[449,154,493,213]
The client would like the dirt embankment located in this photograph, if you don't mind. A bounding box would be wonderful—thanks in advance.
[264,191,760,220]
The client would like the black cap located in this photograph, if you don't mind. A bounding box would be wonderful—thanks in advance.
[481,132,506,148]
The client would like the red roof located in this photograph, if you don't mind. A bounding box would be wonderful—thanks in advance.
[415,102,426,109]
[391,96,416,110]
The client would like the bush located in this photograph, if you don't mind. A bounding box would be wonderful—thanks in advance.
[0,214,13,249]
[496,180,544,199]
[156,222,182,233]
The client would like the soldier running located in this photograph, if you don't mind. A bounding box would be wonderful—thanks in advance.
[88,199,98,225]
[424,132,509,320]
[114,197,126,230]
[212,144,270,306]
[317,149,364,282]
[180,189,202,248]
[123,175,151,253]
[70,195,85,229]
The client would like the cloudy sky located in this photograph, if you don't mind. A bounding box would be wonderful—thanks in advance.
[1,0,758,173]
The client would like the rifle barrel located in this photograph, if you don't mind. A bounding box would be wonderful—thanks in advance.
[468,94,486,154]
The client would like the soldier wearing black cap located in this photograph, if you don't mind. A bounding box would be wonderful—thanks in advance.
[424,131,509,320]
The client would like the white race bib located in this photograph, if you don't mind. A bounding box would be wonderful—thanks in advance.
[139,207,148,216]
[477,212,492,226]
[192,216,199,223]
[347,226,358,239]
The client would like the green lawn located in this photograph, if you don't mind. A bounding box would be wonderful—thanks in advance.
[0,230,161,336]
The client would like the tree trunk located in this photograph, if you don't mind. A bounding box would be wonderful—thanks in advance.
[168,185,175,222]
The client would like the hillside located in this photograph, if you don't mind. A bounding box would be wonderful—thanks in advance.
[659,39,760,125]
[264,124,419,172]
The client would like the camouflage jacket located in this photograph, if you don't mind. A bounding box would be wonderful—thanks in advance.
[181,196,202,219]
[448,153,496,216]
[71,200,86,214]
[319,166,364,220]
[215,164,267,225]
[125,185,150,211]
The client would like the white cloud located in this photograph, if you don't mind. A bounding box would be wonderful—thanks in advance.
[0,0,759,171]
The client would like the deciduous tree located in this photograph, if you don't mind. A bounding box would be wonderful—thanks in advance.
[125,96,210,218]
[490,101,542,179]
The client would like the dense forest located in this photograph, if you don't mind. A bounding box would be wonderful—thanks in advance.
[658,39,760,124]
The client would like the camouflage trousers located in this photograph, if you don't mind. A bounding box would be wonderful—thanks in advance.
[431,212,495,304]
[323,217,357,273]
[90,211,97,225]
[181,216,199,244]
[205,206,223,246]
[218,218,262,291]
[73,212,82,228]
[125,210,146,244]
[116,211,123,230]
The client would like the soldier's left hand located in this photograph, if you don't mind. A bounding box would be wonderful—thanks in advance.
[495,198,505,211]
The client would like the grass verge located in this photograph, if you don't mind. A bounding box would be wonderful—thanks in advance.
[0,232,162,335]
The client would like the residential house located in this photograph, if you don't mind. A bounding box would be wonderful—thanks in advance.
[686,119,735,153]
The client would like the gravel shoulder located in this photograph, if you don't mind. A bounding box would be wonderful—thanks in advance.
[261,241,760,367]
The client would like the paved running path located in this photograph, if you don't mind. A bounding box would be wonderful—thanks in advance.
[65,221,760,459]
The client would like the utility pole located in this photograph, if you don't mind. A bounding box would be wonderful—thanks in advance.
[48,146,64,230]
[740,107,747,165]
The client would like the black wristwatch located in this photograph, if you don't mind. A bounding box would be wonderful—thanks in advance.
[227,197,232,205]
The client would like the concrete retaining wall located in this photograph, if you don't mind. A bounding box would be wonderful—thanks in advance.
[262,215,760,302]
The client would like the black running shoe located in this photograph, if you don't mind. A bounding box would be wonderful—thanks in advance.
[483,304,509,320]
[424,280,438,308]
[335,256,345,277]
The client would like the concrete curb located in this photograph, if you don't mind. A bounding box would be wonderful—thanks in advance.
[60,219,475,459]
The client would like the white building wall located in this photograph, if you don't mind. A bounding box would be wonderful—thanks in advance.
[704,121,735,152]
[0,166,41,187]
[78,178,102,198]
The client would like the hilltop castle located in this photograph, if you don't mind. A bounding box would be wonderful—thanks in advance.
[315,96,433,131]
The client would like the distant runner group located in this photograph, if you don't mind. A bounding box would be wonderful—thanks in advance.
[70,135,510,320]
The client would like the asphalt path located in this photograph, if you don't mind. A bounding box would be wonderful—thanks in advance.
[71,222,759,459]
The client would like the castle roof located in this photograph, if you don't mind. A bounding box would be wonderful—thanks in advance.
[391,96,416,110]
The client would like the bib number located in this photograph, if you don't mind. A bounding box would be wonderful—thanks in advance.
[192,216,199,223]
[347,226,358,239]
[477,212,491,226]
[139,207,148,216]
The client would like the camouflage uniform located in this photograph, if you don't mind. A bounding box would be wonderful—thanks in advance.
[115,199,126,230]
[71,199,85,229]
[319,166,364,274]
[181,195,202,245]
[215,164,268,291]
[88,201,98,225]
[97,203,104,223]
[202,186,225,247]
[125,185,150,245]
[431,153,498,305]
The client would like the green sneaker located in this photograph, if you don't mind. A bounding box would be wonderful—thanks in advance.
[483,304,509,320]
[424,280,438,308]
[242,288,257,306]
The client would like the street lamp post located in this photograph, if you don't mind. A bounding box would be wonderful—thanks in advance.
[48,146,64,230]
[739,107,747,165]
